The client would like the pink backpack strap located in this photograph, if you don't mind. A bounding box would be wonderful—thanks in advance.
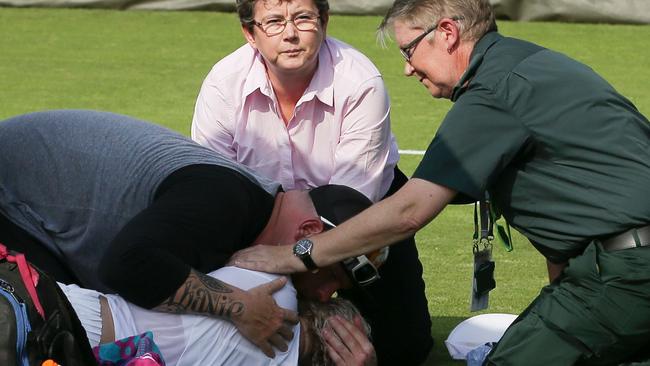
[0,243,45,319]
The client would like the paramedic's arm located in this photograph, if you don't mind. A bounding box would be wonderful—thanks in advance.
[231,178,456,272]
[154,269,297,357]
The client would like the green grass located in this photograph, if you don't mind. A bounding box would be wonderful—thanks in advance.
[1,8,649,365]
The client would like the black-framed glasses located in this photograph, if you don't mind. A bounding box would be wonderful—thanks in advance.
[399,25,437,62]
[254,13,320,37]
[319,216,381,286]
[399,16,464,62]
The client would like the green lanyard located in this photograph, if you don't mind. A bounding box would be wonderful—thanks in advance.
[473,194,514,252]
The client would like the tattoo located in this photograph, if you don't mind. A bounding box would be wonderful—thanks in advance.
[155,270,245,319]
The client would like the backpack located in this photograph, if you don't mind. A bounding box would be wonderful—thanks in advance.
[0,243,97,365]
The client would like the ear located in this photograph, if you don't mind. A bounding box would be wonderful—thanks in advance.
[241,24,258,50]
[437,17,460,53]
[295,218,324,240]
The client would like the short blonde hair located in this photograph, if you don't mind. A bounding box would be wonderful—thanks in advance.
[378,0,497,45]
[299,298,371,366]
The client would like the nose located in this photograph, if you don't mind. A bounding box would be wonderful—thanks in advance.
[404,61,416,76]
[282,20,299,39]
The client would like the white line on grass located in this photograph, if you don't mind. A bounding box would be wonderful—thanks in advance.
[399,149,426,155]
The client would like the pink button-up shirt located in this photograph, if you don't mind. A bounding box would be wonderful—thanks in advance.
[191,37,399,202]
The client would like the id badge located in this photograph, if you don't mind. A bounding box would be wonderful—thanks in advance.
[470,243,496,312]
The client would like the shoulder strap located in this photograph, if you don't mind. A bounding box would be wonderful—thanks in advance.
[0,243,45,319]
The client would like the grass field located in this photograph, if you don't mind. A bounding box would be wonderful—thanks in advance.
[1,7,649,365]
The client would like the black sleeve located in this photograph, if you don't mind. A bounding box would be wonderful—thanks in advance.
[98,165,275,308]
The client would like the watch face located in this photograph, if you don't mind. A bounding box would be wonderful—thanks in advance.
[294,239,312,255]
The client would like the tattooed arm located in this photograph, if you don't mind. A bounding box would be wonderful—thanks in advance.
[153,269,298,357]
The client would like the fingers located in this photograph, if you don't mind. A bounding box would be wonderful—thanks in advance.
[227,246,260,268]
[251,277,299,326]
[249,277,288,297]
[342,315,372,349]
[238,281,298,358]
[283,308,300,325]
[263,276,288,293]
[322,316,376,366]
[323,323,348,364]
[268,333,289,352]
[353,315,364,330]
[259,341,275,358]
[246,323,296,359]
[328,316,359,349]
[321,328,348,365]
[248,276,287,295]
[277,323,295,341]
[228,245,302,273]
[325,340,346,365]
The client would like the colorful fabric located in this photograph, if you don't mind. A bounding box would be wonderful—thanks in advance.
[93,331,165,366]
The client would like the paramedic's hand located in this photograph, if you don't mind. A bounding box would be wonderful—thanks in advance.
[229,244,305,274]
[323,315,377,366]
[233,276,299,358]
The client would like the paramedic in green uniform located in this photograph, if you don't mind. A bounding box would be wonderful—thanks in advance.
[230,0,650,364]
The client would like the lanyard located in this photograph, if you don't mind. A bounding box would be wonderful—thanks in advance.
[474,194,514,252]
[473,196,493,253]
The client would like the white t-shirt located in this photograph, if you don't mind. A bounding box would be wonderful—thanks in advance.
[105,267,300,366]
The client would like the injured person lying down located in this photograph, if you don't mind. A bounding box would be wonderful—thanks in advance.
[60,266,373,366]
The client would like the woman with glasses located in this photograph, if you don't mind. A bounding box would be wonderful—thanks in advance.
[232,0,650,365]
[191,0,433,364]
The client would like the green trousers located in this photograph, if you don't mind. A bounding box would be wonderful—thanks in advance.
[486,242,650,365]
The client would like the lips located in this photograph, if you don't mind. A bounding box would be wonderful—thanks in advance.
[282,49,302,55]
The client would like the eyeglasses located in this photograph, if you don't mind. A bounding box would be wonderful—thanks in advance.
[399,25,437,62]
[399,16,464,62]
[254,13,320,37]
[319,216,381,286]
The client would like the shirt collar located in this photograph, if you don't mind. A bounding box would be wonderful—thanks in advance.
[301,38,334,107]
[243,47,275,99]
[450,31,502,102]
[241,39,335,108]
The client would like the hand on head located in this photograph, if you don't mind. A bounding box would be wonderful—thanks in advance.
[231,276,299,357]
[322,315,377,366]
[228,244,304,273]
[299,298,375,366]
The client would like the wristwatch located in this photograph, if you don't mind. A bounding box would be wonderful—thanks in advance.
[293,238,319,272]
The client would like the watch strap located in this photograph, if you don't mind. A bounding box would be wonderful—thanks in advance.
[299,253,318,271]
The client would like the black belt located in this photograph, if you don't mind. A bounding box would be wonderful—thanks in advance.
[601,225,650,252]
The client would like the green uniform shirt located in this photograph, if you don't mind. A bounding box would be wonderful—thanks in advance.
[413,32,650,263]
